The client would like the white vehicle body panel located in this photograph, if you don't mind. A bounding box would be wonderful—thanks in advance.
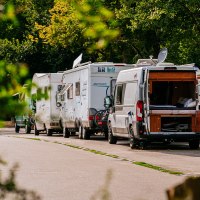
[60,63,133,131]
[32,73,63,131]
[108,62,200,144]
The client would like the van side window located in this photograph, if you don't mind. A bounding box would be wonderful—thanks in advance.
[67,84,73,99]
[123,82,137,105]
[75,82,80,96]
[115,84,124,105]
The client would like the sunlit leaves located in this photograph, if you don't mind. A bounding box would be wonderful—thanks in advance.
[35,0,119,51]
[0,2,19,26]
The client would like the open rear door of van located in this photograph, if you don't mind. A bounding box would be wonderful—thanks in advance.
[195,70,200,132]
[143,68,150,134]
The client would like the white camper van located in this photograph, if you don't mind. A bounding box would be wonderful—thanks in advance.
[58,60,133,139]
[108,49,200,149]
[32,73,63,136]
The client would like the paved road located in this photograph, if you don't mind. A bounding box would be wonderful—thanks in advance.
[0,128,199,200]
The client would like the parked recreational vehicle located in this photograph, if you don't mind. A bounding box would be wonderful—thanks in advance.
[32,73,63,136]
[58,58,133,139]
[108,49,200,149]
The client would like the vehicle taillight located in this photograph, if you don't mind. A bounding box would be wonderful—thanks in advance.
[95,115,101,121]
[89,115,94,120]
[136,101,143,122]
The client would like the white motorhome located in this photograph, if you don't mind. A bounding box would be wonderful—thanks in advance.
[32,73,63,136]
[108,49,200,149]
[58,60,133,139]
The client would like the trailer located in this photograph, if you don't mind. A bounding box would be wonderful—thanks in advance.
[32,73,63,136]
[58,59,133,139]
[13,86,35,133]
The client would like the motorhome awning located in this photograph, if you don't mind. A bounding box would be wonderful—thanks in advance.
[59,83,72,95]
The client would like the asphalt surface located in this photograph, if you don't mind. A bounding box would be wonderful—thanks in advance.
[0,128,199,200]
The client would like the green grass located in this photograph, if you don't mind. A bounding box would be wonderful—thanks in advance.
[133,161,184,175]
[11,136,185,176]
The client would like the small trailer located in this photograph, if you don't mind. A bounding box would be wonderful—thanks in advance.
[108,49,200,149]
[58,57,133,139]
[32,73,63,136]
[13,86,35,133]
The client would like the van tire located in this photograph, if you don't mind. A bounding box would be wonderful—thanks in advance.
[15,124,20,133]
[108,124,117,144]
[47,129,53,136]
[78,126,83,139]
[34,125,39,136]
[63,128,70,138]
[82,128,90,140]
[104,130,108,140]
[189,140,199,149]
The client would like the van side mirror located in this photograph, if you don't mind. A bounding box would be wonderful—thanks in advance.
[104,96,113,109]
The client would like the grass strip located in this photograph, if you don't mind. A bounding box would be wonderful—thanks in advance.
[10,136,184,176]
[133,161,184,175]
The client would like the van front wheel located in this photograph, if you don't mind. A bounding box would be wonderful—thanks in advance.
[108,124,117,144]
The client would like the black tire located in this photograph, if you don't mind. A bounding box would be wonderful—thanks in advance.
[189,140,199,149]
[78,126,83,139]
[47,129,53,136]
[104,130,108,140]
[108,123,117,144]
[82,128,90,140]
[34,125,39,136]
[70,132,76,136]
[63,128,70,138]
[25,125,31,134]
[138,141,147,150]
[129,126,137,149]
[15,124,20,133]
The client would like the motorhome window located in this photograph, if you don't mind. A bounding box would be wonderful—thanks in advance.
[75,82,80,96]
[57,85,63,92]
[67,84,73,99]
[115,84,124,105]
[124,82,137,105]
[150,81,195,108]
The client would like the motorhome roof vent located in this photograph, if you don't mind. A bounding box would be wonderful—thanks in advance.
[179,63,195,67]
[156,62,175,67]
[93,62,114,64]
[136,59,158,65]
